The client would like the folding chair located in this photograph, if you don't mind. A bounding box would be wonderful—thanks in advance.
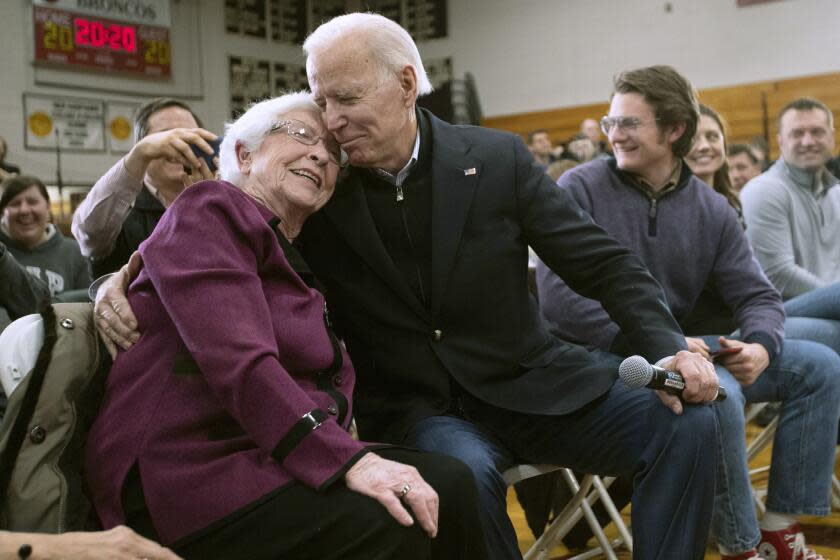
[504,465,632,560]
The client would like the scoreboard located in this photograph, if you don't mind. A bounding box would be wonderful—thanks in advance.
[33,0,171,78]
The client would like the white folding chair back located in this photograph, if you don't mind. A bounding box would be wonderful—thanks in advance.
[505,465,632,560]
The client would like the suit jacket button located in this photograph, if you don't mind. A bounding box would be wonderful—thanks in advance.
[327,404,338,415]
[332,374,343,387]
[432,329,443,341]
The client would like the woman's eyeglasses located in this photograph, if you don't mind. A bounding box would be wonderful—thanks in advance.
[268,119,348,167]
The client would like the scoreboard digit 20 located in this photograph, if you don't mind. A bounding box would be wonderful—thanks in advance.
[33,3,171,78]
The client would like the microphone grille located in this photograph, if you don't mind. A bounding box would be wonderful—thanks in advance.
[618,355,653,389]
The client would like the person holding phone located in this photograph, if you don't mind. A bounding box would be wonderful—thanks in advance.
[72,98,219,278]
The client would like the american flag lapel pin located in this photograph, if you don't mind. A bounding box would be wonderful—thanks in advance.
[464,167,477,176]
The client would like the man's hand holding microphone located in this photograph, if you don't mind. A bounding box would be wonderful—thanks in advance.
[620,350,724,415]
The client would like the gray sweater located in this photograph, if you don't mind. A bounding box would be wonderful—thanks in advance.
[536,158,784,359]
[0,225,90,298]
[0,241,50,332]
[740,159,840,299]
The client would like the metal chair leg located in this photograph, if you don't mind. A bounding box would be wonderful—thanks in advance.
[522,472,595,560]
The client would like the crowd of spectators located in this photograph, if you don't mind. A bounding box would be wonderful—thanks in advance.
[526,119,609,170]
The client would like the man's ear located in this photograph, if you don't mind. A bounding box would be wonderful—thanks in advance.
[668,121,687,146]
[398,65,418,108]
[235,141,252,174]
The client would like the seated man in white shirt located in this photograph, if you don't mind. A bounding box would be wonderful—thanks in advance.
[71,98,218,278]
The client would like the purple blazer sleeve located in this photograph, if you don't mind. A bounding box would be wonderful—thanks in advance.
[138,181,365,489]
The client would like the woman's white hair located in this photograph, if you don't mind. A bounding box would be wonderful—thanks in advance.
[218,91,320,185]
[303,12,433,98]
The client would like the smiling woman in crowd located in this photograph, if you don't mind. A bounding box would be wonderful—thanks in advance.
[0,175,90,298]
[684,104,742,216]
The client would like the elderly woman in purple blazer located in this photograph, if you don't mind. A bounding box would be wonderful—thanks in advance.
[84,92,486,560]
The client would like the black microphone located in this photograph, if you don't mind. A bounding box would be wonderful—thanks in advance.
[618,355,727,402]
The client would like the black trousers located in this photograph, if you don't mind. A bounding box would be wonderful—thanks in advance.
[124,448,488,560]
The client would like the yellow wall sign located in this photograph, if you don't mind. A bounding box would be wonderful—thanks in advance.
[28,111,54,138]
[106,102,140,153]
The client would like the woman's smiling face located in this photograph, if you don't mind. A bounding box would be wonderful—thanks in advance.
[2,184,50,248]
[685,114,725,183]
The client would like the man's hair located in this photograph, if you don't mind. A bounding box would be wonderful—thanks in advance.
[613,65,699,158]
[218,90,321,186]
[0,175,49,215]
[133,98,202,144]
[727,143,759,164]
[777,97,834,130]
[303,12,433,99]
[527,129,550,145]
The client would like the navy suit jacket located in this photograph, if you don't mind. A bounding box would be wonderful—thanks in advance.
[300,108,686,444]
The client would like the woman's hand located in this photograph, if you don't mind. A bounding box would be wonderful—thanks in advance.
[94,251,143,357]
[344,452,439,538]
[2,526,182,559]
